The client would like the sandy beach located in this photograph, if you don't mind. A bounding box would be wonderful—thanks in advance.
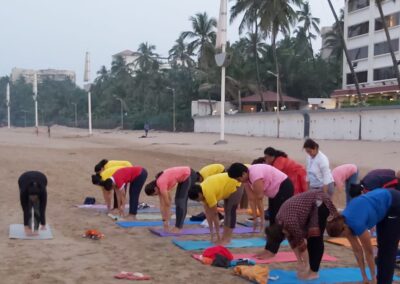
[1,126,399,284]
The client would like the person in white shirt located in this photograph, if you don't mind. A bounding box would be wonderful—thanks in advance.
[303,139,334,197]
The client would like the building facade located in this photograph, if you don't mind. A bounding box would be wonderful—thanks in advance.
[11,68,76,84]
[334,0,400,103]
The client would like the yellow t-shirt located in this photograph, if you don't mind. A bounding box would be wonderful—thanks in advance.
[99,161,132,181]
[201,173,240,207]
[104,160,132,170]
[199,164,225,180]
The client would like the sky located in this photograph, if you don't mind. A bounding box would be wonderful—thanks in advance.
[0,0,344,87]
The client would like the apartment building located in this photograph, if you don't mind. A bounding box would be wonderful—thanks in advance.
[331,0,400,104]
[11,68,76,84]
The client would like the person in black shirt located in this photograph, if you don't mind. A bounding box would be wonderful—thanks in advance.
[18,171,48,236]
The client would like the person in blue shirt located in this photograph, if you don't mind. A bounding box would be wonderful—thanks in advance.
[326,189,400,284]
[349,169,399,198]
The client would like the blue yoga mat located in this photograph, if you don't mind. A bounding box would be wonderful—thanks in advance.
[269,268,400,283]
[173,238,289,250]
[116,220,201,228]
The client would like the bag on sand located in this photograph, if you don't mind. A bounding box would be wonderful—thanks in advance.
[84,197,96,205]
[233,265,269,284]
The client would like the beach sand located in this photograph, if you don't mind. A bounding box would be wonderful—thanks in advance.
[0,126,399,284]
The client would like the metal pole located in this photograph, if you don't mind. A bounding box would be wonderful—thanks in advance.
[6,83,10,128]
[88,92,92,135]
[276,71,280,138]
[72,103,77,127]
[172,89,176,132]
[35,100,38,127]
[120,100,123,129]
[7,105,10,128]
[220,44,226,142]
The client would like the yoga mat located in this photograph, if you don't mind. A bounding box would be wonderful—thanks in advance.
[172,238,289,250]
[9,224,53,240]
[137,214,172,221]
[326,237,377,247]
[268,268,400,283]
[149,226,258,237]
[192,252,337,264]
[116,220,201,228]
[76,204,173,214]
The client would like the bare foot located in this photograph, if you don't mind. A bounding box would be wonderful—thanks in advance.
[124,215,137,221]
[297,270,318,280]
[169,227,181,234]
[255,250,275,259]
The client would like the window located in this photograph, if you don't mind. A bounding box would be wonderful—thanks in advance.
[346,71,368,84]
[348,46,368,61]
[348,22,369,38]
[375,12,400,31]
[348,0,369,13]
[373,66,396,81]
[374,39,399,56]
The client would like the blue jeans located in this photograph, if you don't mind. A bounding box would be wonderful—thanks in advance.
[345,171,359,204]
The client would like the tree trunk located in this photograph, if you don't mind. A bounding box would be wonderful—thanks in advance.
[376,0,400,87]
[326,0,363,104]
[254,22,266,111]
[271,28,285,107]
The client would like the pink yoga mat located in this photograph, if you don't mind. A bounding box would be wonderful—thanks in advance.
[149,227,259,237]
[192,251,337,264]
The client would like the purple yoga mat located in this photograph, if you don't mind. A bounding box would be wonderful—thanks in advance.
[149,226,259,237]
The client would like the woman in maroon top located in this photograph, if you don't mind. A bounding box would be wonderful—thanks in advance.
[263,191,338,281]
[102,166,148,219]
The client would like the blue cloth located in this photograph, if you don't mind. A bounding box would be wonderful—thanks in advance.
[116,220,201,228]
[268,267,400,283]
[172,238,289,250]
[343,189,392,236]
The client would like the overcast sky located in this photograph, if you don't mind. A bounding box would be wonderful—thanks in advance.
[0,0,343,86]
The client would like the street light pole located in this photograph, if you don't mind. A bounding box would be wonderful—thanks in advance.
[21,110,28,128]
[166,87,176,132]
[267,70,280,138]
[114,96,124,129]
[72,103,78,128]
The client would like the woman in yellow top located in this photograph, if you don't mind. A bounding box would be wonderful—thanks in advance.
[91,159,132,212]
[196,164,225,182]
[188,173,243,245]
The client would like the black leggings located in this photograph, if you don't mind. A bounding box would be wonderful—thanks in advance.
[224,185,244,228]
[268,178,295,225]
[265,178,294,253]
[175,169,197,228]
[376,189,400,284]
[307,203,329,272]
[128,169,148,215]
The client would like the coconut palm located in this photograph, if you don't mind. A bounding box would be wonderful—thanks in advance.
[296,1,320,58]
[375,0,400,87]
[181,12,217,70]
[134,42,159,73]
[168,35,195,68]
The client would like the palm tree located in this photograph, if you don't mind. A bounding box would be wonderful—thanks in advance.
[168,35,195,68]
[296,1,320,58]
[375,0,400,87]
[95,66,109,84]
[230,0,267,110]
[181,12,217,70]
[326,0,362,104]
[259,0,303,106]
[134,42,159,73]
[323,10,344,61]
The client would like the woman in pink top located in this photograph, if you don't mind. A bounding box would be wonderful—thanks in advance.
[144,166,197,233]
[228,162,294,258]
[332,164,358,204]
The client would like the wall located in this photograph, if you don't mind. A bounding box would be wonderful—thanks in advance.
[193,106,400,141]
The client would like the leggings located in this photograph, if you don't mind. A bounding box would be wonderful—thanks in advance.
[128,169,148,215]
[224,185,244,228]
[265,178,294,253]
[345,171,359,204]
[175,169,197,228]
[307,203,329,272]
[376,189,400,284]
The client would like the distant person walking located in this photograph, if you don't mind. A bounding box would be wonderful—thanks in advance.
[144,122,150,137]
[18,171,48,236]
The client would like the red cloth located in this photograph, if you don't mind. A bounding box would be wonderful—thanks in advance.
[112,166,143,190]
[202,245,234,261]
[272,157,307,195]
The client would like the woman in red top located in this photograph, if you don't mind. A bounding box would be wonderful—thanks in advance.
[264,147,307,195]
[103,166,148,219]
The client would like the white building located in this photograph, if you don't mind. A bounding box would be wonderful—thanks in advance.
[11,68,76,84]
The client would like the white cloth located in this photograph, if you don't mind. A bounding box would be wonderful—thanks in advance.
[306,151,333,188]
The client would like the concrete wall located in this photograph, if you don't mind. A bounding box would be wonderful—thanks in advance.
[193,106,400,141]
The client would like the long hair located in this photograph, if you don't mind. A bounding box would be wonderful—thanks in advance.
[264,147,287,158]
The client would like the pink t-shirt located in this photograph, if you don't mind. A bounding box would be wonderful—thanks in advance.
[156,166,191,193]
[248,164,288,198]
[332,164,358,188]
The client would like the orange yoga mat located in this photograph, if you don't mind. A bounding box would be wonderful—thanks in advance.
[326,237,377,247]
[217,208,252,215]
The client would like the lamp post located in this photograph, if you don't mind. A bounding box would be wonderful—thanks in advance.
[114,96,124,129]
[6,82,10,128]
[84,52,92,135]
[166,87,176,132]
[21,109,28,128]
[71,103,78,128]
[267,70,280,138]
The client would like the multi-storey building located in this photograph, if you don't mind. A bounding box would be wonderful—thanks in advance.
[331,0,400,106]
[11,68,76,84]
